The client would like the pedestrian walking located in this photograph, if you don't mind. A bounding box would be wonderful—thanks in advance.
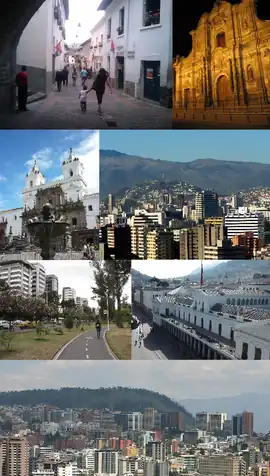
[15,66,29,111]
[63,66,69,86]
[89,68,112,114]
[81,68,88,87]
[138,323,144,348]
[55,69,63,92]
[72,67,77,86]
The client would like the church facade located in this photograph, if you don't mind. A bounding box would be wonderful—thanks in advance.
[173,0,270,110]
[0,150,99,244]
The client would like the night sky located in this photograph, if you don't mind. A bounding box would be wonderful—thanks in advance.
[173,0,270,58]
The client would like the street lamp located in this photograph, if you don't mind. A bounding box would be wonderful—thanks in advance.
[104,294,110,331]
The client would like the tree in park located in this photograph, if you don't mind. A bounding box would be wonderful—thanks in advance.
[91,261,131,326]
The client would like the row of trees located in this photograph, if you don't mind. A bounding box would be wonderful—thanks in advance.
[91,261,131,327]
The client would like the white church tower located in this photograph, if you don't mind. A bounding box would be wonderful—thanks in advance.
[61,148,87,201]
[24,160,45,209]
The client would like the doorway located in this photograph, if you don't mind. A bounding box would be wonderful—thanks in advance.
[143,60,160,102]
[216,75,231,106]
[184,88,190,108]
[116,56,124,89]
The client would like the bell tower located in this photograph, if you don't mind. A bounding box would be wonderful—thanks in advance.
[62,148,85,181]
[24,160,45,209]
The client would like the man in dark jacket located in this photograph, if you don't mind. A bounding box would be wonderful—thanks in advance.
[55,70,63,92]
[62,66,69,86]
[95,319,101,338]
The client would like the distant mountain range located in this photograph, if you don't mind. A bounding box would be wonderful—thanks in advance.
[100,150,270,197]
[132,261,270,284]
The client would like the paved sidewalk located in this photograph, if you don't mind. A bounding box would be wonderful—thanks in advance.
[55,328,113,360]
[0,81,172,129]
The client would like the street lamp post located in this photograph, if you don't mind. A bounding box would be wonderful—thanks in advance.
[106,294,110,331]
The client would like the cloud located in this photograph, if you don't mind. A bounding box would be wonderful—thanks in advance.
[51,175,64,182]
[0,175,7,182]
[25,147,54,171]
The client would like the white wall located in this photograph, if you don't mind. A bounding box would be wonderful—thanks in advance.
[235,324,270,359]
[17,0,66,75]
[0,209,23,236]
[103,0,172,88]
[83,193,100,229]
[133,289,141,304]
[17,1,49,69]
[90,18,105,71]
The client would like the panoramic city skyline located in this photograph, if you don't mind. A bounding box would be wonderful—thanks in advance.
[132,261,222,279]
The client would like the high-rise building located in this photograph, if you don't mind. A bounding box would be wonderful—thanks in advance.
[145,441,166,462]
[209,413,227,431]
[0,436,29,476]
[196,412,210,431]
[62,287,76,302]
[127,412,143,431]
[195,191,219,221]
[225,212,265,241]
[232,414,243,436]
[94,450,118,475]
[241,411,254,436]
[108,194,115,214]
[144,408,156,430]
[0,260,33,297]
[45,275,59,294]
[31,263,46,297]
[146,229,174,259]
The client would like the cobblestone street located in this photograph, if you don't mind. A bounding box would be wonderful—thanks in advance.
[0,80,172,129]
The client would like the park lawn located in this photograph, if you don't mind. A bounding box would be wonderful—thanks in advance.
[0,325,93,360]
[106,327,131,360]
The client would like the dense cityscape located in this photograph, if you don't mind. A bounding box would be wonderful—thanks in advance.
[0,391,268,476]
[99,181,270,260]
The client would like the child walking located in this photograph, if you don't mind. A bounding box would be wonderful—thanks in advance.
[79,85,90,112]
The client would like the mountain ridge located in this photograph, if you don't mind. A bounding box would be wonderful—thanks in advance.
[100,150,269,197]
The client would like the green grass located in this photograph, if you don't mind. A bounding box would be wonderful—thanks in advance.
[0,325,94,360]
[106,327,131,360]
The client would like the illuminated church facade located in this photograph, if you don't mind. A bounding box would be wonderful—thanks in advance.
[174,0,270,109]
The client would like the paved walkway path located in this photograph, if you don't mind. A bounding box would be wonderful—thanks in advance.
[55,328,113,360]
[0,81,171,129]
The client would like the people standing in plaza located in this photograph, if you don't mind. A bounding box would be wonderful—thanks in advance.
[90,68,112,114]
[55,69,63,92]
[15,66,29,112]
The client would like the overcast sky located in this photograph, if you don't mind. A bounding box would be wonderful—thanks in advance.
[131,261,226,279]
[30,261,131,307]
[66,0,104,44]
[0,361,268,399]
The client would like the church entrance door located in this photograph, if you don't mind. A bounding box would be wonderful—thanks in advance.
[216,75,232,107]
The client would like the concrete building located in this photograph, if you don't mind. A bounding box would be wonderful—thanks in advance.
[1,436,29,476]
[32,262,46,297]
[16,0,69,94]
[127,412,143,431]
[75,297,88,307]
[46,274,59,294]
[225,212,265,241]
[62,287,76,302]
[0,259,34,297]
[98,0,172,106]
[198,455,246,476]
[94,449,118,475]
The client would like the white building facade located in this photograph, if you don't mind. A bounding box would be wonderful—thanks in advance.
[89,18,105,74]
[98,0,172,106]
[224,212,265,240]
[16,0,69,94]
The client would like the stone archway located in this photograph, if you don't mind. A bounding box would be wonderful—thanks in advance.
[0,1,50,111]
[216,74,232,106]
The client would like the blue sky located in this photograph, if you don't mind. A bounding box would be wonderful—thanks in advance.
[100,130,270,164]
[0,130,99,211]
